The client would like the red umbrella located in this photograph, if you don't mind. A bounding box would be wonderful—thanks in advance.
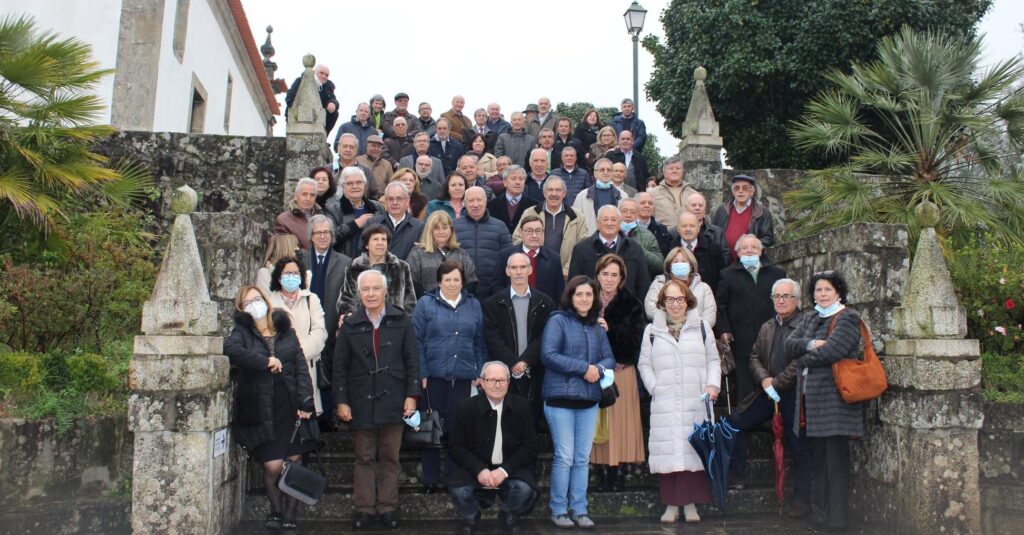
[771,402,785,516]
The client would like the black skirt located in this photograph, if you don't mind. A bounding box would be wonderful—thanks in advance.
[256,376,317,463]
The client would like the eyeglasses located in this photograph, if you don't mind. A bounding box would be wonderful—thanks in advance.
[481,378,509,386]
[311,230,332,237]
[772,294,797,301]
[732,184,754,192]
[243,297,265,307]
[663,296,687,305]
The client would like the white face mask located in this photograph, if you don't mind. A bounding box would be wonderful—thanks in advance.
[245,299,268,320]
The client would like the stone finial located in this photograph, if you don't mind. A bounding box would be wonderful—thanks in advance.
[287,55,327,136]
[680,65,723,149]
[170,185,197,215]
[915,200,940,228]
[260,26,275,59]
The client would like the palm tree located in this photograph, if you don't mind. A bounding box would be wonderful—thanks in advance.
[787,26,1024,247]
[0,15,149,237]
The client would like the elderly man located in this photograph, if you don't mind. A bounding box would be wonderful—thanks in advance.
[415,101,437,137]
[636,191,672,254]
[336,102,377,155]
[285,63,338,134]
[495,112,535,173]
[649,156,698,227]
[609,97,647,151]
[684,192,729,260]
[454,187,512,299]
[494,213,563,302]
[550,145,592,202]
[724,278,810,517]
[356,135,393,195]
[302,215,353,430]
[334,269,421,530]
[523,148,552,205]
[441,95,473,142]
[457,155,495,200]
[485,102,512,135]
[714,234,787,411]
[336,133,376,197]
[527,97,558,137]
[488,165,537,233]
[465,108,499,153]
[512,176,590,278]
[399,133,445,197]
[572,158,623,234]
[429,118,465,175]
[611,162,637,197]
[447,361,539,535]
[568,205,650,298]
[275,177,324,250]
[676,211,729,293]
[327,167,383,258]
[551,117,583,170]
[711,174,776,260]
[384,116,413,164]
[605,130,651,192]
[528,129,556,170]
[369,182,425,260]
[382,92,422,139]
[618,198,665,278]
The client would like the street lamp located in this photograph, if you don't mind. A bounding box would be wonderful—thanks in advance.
[623,1,647,116]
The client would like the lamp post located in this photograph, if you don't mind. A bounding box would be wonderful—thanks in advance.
[623,1,647,116]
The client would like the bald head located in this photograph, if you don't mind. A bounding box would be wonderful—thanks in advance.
[685,192,707,222]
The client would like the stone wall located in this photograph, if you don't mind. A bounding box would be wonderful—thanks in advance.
[723,169,805,239]
[192,212,267,335]
[980,401,1024,533]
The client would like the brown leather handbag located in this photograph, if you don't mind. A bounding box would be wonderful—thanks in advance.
[828,312,888,403]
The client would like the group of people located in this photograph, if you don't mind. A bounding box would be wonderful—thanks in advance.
[225,87,867,534]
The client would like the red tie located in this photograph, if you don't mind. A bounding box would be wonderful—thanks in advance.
[527,249,538,287]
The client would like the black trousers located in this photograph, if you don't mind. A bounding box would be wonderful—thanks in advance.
[809,435,850,529]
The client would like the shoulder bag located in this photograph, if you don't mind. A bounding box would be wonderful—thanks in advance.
[828,312,888,404]
[401,389,445,450]
[277,419,327,506]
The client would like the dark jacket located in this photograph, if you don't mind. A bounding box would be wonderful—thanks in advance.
[225,311,312,451]
[453,212,513,299]
[608,112,648,151]
[568,232,652,299]
[572,124,600,156]
[337,251,417,317]
[384,136,413,166]
[285,77,338,131]
[737,312,800,412]
[412,290,488,381]
[428,137,465,176]
[482,287,555,371]
[540,310,616,402]
[605,149,651,192]
[487,195,537,234]
[335,115,378,155]
[369,212,424,260]
[332,304,422,430]
[710,199,776,252]
[485,118,512,135]
[274,200,324,251]
[493,245,563,304]
[382,108,422,139]
[552,136,585,170]
[447,393,538,489]
[301,249,352,356]
[549,166,593,202]
[326,196,383,258]
[602,289,645,367]
[463,127,499,154]
[642,218,674,256]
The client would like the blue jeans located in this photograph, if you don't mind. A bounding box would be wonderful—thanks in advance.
[544,402,599,516]
[726,389,810,503]
[448,479,537,524]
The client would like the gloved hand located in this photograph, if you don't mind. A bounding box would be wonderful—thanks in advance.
[765,385,781,403]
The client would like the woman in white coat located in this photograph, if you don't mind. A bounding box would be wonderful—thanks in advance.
[644,246,716,325]
[638,278,720,524]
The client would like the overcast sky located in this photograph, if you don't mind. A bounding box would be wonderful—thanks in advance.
[243,0,1024,158]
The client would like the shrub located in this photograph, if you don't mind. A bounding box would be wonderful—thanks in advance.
[0,351,45,396]
[949,235,1024,355]
[981,352,1024,404]
[66,352,119,394]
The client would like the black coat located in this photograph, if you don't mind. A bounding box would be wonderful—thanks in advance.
[327,195,383,258]
[493,245,564,304]
[428,138,465,176]
[602,289,645,367]
[224,311,313,452]
[446,393,539,489]
[482,287,555,371]
[572,124,600,156]
[644,218,674,256]
[301,249,351,358]
[487,195,537,234]
[552,136,585,170]
[332,304,422,430]
[463,127,499,154]
[605,149,651,192]
[568,233,652,299]
[670,222,730,294]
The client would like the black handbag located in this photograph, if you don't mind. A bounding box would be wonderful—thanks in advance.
[315,358,331,388]
[401,389,445,450]
[599,382,620,408]
[277,420,327,506]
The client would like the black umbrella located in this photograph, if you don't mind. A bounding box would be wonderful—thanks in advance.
[688,397,741,510]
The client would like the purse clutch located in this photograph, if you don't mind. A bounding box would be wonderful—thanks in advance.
[276,420,326,506]
[402,407,445,450]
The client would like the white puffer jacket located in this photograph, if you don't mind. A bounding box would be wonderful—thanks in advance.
[643,273,717,325]
[638,308,720,474]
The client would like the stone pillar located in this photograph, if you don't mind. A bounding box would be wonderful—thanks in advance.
[854,203,983,533]
[677,66,724,206]
[128,186,239,534]
[284,54,330,205]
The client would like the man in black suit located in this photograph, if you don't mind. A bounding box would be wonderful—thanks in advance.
[568,205,651,298]
[493,215,563,310]
[301,214,352,429]
[487,166,536,233]
[447,361,539,534]
[605,130,651,192]
[284,63,339,134]
[674,211,729,294]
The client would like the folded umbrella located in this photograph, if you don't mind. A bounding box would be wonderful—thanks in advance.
[772,402,785,517]
[688,397,741,511]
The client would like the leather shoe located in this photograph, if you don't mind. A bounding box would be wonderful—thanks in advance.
[379,511,400,529]
[352,512,374,529]
[499,510,520,531]
[789,500,810,518]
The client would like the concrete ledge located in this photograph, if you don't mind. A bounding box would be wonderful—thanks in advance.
[884,354,982,390]
[133,335,223,355]
[128,390,229,433]
[879,390,984,429]
[885,338,980,358]
[129,353,230,392]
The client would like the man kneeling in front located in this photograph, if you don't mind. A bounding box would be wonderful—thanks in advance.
[447,361,539,534]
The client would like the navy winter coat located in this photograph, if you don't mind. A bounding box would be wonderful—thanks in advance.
[453,211,512,299]
[540,310,616,402]
[412,290,488,381]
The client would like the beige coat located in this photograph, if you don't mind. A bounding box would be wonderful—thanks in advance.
[512,204,591,276]
[269,289,328,415]
[650,181,698,227]
[644,274,717,326]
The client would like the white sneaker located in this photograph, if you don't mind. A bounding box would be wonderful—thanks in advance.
[660,505,679,523]
[683,503,701,523]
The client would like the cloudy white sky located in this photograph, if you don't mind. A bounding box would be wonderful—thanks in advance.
[243,0,1024,158]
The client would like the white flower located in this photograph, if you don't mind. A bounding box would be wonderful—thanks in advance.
[999,277,1006,285]
[994,326,1007,336]
[977,309,985,317]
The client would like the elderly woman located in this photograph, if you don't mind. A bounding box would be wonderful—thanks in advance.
[384,167,428,220]
[310,166,337,210]
[334,269,421,530]
[337,224,417,317]
[425,172,468,220]
[327,167,383,258]
[405,211,478,297]
[784,271,864,532]
[274,177,324,250]
[256,234,300,294]
[639,279,720,524]
[267,257,328,417]
[464,133,498,177]
[586,126,618,171]
[224,284,314,531]
[411,260,488,493]
[541,276,616,530]
[644,246,717,325]
[589,255,646,492]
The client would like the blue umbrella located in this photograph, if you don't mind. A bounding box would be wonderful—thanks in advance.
[688,397,741,510]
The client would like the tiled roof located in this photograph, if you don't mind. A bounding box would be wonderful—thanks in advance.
[226,0,280,115]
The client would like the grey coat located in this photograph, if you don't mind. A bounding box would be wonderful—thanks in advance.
[405,245,478,297]
[784,308,865,438]
[494,131,536,170]
[398,154,445,200]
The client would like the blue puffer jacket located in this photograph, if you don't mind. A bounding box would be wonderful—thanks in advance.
[540,310,616,402]
[412,289,488,381]
[453,211,512,299]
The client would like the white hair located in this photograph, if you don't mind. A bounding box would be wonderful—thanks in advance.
[734,233,763,253]
[339,166,368,185]
[307,214,334,241]
[772,278,801,307]
[617,197,638,209]
[597,205,620,219]
[294,177,317,196]
[479,360,511,379]
[356,269,388,293]
[384,181,410,196]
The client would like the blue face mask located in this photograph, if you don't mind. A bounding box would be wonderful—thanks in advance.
[280,274,302,292]
[815,301,842,317]
[620,221,637,233]
[403,410,421,428]
[739,255,760,269]
[595,179,612,190]
[670,262,691,278]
